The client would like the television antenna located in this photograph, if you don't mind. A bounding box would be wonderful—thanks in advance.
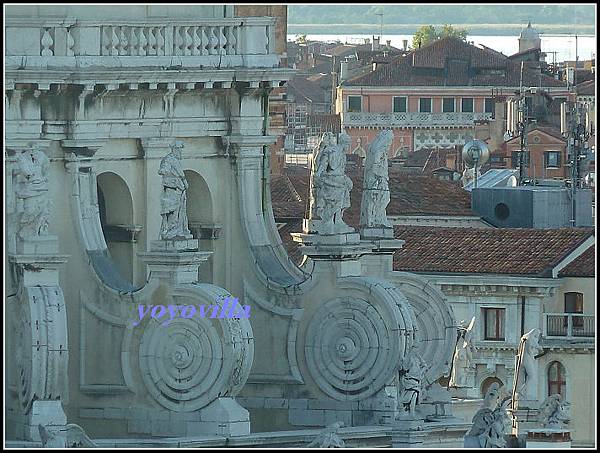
[375,13,384,43]
[462,139,489,189]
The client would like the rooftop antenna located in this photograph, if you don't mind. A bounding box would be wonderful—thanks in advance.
[375,13,384,44]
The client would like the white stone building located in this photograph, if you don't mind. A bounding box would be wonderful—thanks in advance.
[390,226,595,447]
[5,6,470,448]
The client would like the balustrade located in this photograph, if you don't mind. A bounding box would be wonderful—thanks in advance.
[544,313,595,338]
[342,111,493,128]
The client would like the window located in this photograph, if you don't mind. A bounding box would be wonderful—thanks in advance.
[348,96,362,113]
[544,151,561,168]
[393,96,407,113]
[565,292,584,328]
[461,97,474,112]
[419,98,432,113]
[547,361,566,397]
[442,98,455,113]
[485,98,494,114]
[483,308,505,340]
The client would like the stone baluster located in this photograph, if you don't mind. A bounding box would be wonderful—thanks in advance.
[192,26,201,55]
[218,26,227,55]
[148,27,157,56]
[41,28,54,56]
[226,26,237,55]
[200,26,209,55]
[208,26,218,55]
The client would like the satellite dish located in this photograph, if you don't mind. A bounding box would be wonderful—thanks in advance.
[462,139,490,168]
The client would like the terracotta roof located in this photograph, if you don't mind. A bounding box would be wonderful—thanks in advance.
[271,166,474,222]
[576,79,595,96]
[306,114,341,134]
[558,246,596,277]
[277,219,305,266]
[287,74,331,104]
[270,175,305,219]
[343,37,567,88]
[393,226,594,276]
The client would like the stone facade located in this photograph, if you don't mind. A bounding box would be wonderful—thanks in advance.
[5,5,468,447]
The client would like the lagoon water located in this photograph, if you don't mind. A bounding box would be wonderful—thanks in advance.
[289,34,596,63]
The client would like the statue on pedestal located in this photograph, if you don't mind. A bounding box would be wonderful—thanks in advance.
[466,396,512,448]
[397,345,428,418]
[159,141,191,240]
[538,394,570,429]
[311,132,354,234]
[309,132,336,221]
[449,317,476,388]
[514,328,542,403]
[360,130,393,229]
[14,148,51,238]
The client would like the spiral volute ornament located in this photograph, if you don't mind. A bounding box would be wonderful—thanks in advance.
[138,288,253,412]
[304,293,413,401]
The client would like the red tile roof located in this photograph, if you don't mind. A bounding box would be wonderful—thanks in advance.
[271,167,474,222]
[393,226,594,276]
[270,175,305,219]
[343,37,567,88]
[558,246,596,277]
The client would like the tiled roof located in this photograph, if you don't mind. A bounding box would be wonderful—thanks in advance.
[287,74,331,104]
[343,37,567,88]
[558,246,596,277]
[306,114,341,134]
[271,167,474,222]
[277,219,305,266]
[576,79,595,96]
[270,175,305,219]
[393,226,594,276]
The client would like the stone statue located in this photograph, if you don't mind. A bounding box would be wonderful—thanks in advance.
[14,148,51,238]
[312,132,354,234]
[466,396,511,448]
[461,167,480,188]
[397,345,428,418]
[305,422,346,448]
[514,328,543,403]
[309,132,336,221]
[38,423,97,448]
[159,140,191,240]
[449,317,476,388]
[360,130,393,229]
[538,394,570,429]
[483,383,502,411]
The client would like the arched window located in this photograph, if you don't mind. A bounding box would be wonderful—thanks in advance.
[481,376,504,398]
[547,361,566,397]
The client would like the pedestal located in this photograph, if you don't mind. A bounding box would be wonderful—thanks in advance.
[360,226,394,240]
[526,428,572,448]
[391,417,426,448]
[138,239,212,285]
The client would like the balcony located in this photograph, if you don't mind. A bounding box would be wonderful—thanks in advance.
[5,17,279,70]
[543,313,595,339]
[341,111,493,129]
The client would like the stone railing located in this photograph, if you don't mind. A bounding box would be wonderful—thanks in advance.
[5,17,278,69]
[341,111,493,128]
[543,313,595,338]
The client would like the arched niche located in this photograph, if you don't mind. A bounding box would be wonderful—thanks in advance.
[97,172,136,284]
[184,170,215,282]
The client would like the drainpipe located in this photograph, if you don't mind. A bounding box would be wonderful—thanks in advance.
[520,295,526,337]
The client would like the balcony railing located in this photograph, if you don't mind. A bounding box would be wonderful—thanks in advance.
[5,17,278,69]
[544,313,595,338]
[341,111,493,128]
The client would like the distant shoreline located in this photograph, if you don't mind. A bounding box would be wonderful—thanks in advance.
[288,24,596,37]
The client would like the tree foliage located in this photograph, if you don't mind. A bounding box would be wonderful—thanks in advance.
[412,24,468,49]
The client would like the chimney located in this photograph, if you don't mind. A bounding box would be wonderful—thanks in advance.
[386,40,391,47]
[340,61,349,82]
[402,39,408,51]
[372,36,380,51]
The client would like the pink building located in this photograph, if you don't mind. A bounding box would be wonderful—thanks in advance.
[336,37,568,158]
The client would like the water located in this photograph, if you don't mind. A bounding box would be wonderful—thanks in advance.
[289,34,596,63]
